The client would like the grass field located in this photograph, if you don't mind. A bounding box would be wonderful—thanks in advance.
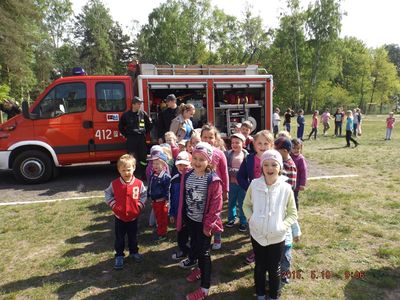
[0,115,399,300]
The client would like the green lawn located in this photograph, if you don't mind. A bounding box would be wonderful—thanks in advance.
[0,115,399,299]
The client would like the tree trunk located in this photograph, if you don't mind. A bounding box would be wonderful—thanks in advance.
[293,30,302,110]
[307,43,321,113]
[358,75,365,112]
[368,76,378,114]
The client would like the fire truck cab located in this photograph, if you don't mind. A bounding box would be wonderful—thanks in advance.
[0,64,273,184]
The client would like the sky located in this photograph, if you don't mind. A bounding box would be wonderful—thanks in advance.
[71,0,400,48]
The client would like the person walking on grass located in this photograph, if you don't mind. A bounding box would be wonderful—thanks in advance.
[385,112,396,140]
[321,108,332,136]
[307,110,319,140]
[176,142,223,300]
[104,154,147,270]
[345,110,359,148]
[243,150,298,300]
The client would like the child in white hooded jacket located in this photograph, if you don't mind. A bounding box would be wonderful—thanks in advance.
[243,149,298,300]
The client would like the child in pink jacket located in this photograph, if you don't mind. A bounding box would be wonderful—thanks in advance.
[176,142,223,300]
[200,124,229,250]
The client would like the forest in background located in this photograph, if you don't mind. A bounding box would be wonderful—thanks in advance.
[0,0,399,114]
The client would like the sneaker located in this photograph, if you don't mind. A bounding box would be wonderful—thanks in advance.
[130,252,143,263]
[186,287,208,300]
[245,252,255,264]
[225,220,235,228]
[172,251,187,260]
[281,276,290,285]
[211,242,221,250]
[179,258,198,269]
[186,267,201,282]
[114,256,124,270]
[238,224,247,232]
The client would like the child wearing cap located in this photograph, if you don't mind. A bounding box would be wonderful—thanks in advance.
[225,133,249,232]
[243,150,298,300]
[169,151,192,261]
[147,151,171,241]
[175,142,223,300]
[104,154,147,269]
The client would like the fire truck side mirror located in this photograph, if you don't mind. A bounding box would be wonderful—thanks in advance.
[22,101,30,119]
[21,100,38,120]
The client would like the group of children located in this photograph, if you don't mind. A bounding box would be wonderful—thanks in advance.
[274,107,368,148]
[104,121,309,300]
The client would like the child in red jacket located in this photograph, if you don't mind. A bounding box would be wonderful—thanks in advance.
[105,154,147,270]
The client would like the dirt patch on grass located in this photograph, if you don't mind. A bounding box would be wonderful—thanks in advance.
[307,158,356,178]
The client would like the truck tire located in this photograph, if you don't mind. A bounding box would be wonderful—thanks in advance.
[12,150,54,184]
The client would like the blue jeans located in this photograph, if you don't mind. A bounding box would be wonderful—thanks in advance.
[281,245,292,273]
[228,183,247,225]
[386,128,393,140]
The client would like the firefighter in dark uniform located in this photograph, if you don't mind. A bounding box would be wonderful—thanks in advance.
[118,96,152,179]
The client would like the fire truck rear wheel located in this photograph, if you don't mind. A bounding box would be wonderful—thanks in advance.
[13,150,54,184]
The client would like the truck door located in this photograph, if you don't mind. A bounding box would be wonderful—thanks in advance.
[31,82,93,164]
[91,81,127,161]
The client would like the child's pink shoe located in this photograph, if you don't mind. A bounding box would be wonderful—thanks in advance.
[186,267,201,282]
[186,287,208,300]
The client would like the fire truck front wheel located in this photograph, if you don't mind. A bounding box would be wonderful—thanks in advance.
[13,150,54,184]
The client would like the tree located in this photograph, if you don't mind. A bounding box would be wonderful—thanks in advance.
[305,0,342,112]
[74,0,114,74]
[0,0,41,100]
[335,37,372,111]
[385,44,400,77]
[369,47,400,113]
[240,4,271,64]
[109,22,135,74]
[135,0,211,64]
[204,8,243,64]
[41,0,73,49]
[268,0,307,110]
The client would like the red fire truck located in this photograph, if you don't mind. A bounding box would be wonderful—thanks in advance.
[0,64,273,183]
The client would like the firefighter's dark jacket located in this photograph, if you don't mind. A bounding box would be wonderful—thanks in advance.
[118,109,152,137]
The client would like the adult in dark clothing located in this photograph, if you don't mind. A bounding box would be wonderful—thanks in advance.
[119,97,152,179]
[157,94,178,143]
[0,99,21,120]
